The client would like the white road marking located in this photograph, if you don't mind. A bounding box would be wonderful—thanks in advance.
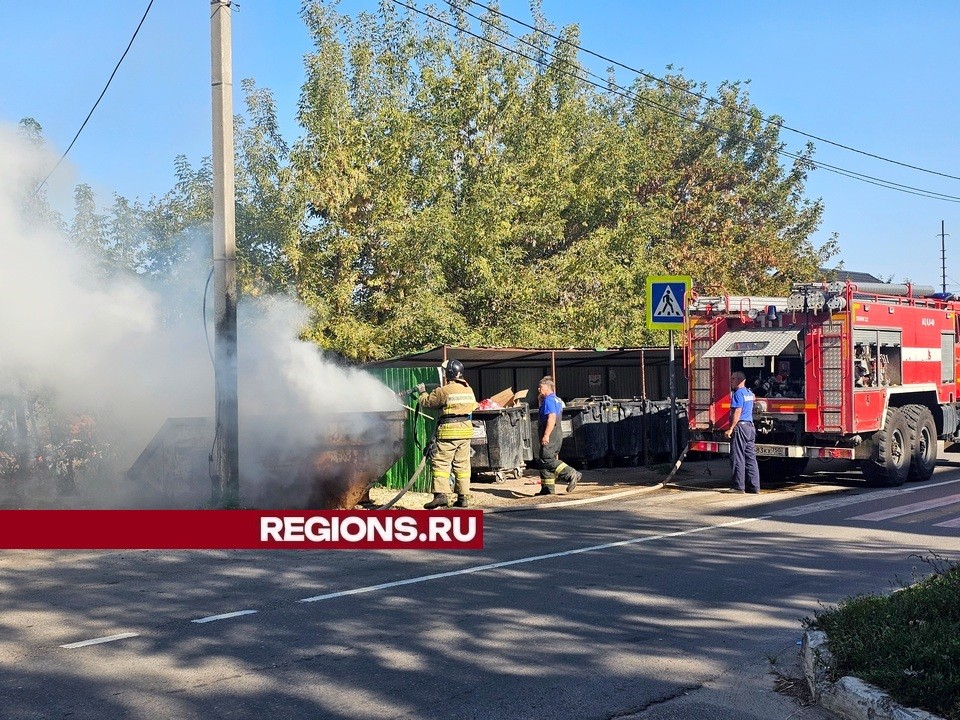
[772,478,960,517]
[60,632,139,649]
[299,516,765,603]
[852,493,960,522]
[487,486,666,513]
[935,517,960,528]
[772,489,909,517]
[191,610,258,624]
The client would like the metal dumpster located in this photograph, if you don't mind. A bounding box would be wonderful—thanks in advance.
[559,396,614,468]
[645,399,689,460]
[127,411,406,509]
[608,398,647,466]
[471,404,532,482]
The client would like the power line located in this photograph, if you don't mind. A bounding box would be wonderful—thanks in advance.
[389,0,960,203]
[449,1,960,202]
[450,1,960,202]
[35,0,155,194]
[464,0,960,184]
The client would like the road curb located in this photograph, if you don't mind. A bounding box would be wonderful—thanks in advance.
[801,631,945,720]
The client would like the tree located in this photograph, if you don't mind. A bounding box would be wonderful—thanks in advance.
[13,118,65,233]
[235,78,300,296]
[44,1,836,361]
[291,0,835,359]
[68,183,110,259]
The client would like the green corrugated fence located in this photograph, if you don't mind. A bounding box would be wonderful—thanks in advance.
[367,366,442,493]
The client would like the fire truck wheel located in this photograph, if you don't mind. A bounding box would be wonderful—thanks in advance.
[861,407,910,487]
[902,404,937,482]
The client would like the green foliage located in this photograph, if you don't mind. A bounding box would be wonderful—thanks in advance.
[805,556,960,719]
[14,118,66,233]
[60,77,300,301]
[43,0,836,362]
[235,78,300,296]
[290,0,834,359]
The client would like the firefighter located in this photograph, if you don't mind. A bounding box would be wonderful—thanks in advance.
[416,359,478,509]
[535,376,582,495]
[723,370,760,493]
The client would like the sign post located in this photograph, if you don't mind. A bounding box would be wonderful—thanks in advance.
[646,276,692,460]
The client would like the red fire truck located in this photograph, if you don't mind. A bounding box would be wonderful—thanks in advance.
[685,281,960,486]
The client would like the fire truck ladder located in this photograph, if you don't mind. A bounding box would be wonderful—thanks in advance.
[819,320,845,432]
[689,319,721,429]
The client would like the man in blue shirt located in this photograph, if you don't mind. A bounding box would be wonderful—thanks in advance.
[535,376,582,495]
[724,371,760,493]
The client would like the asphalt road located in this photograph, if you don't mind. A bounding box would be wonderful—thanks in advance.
[2,464,959,720]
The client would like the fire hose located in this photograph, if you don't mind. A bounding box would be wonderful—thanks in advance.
[376,386,438,510]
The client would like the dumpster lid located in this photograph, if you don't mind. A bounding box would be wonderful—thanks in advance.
[702,329,801,358]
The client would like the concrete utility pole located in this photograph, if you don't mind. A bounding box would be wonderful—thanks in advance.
[210,0,239,507]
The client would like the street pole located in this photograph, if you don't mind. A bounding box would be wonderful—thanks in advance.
[669,329,676,461]
[940,220,950,294]
[211,0,239,507]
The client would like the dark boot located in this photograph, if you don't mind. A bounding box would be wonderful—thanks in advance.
[536,484,556,496]
[423,493,451,509]
[565,469,582,493]
[453,494,470,508]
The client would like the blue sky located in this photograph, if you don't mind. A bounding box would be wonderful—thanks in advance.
[3,1,959,290]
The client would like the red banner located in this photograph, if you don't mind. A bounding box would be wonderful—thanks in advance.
[0,510,484,550]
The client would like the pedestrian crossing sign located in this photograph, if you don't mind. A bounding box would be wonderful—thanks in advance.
[646,276,691,330]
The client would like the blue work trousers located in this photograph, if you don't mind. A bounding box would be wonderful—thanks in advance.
[730,422,760,492]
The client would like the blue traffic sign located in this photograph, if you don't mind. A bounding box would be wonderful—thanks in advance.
[646,276,691,331]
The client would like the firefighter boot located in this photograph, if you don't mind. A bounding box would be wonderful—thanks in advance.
[453,494,470,508]
[565,469,582,493]
[536,483,556,496]
[423,493,451,509]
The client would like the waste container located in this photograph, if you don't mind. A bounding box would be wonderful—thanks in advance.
[608,398,647,466]
[645,399,689,460]
[127,411,406,509]
[470,404,532,482]
[520,404,535,464]
[559,396,614,468]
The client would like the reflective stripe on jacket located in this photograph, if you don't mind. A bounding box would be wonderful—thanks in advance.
[419,378,478,440]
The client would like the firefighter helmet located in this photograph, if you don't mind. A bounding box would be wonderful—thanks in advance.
[442,359,464,380]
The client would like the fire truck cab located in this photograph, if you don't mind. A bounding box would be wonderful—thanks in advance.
[686,281,960,486]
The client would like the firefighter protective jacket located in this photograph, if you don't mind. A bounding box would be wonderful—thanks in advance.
[419,378,478,440]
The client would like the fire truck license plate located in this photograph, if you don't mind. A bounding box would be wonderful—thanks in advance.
[755,445,787,457]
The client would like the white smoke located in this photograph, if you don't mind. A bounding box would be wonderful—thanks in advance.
[0,130,167,413]
[0,126,400,506]
[237,295,396,417]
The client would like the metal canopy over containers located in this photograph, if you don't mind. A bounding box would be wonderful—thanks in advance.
[365,346,689,483]
[366,345,687,406]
